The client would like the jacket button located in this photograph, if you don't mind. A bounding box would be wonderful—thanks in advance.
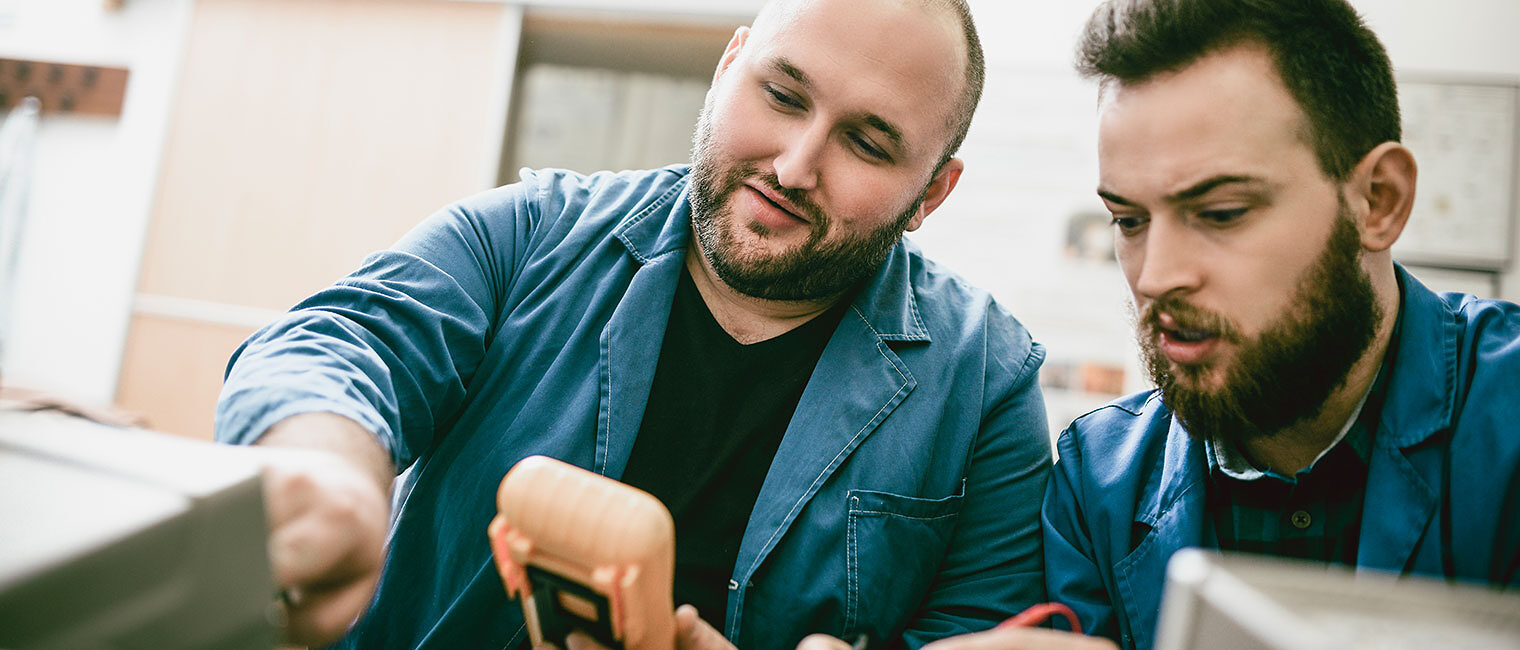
[1290,510,1312,529]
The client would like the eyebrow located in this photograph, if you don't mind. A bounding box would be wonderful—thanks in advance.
[768,56,906,151]
[771,57,812,90]
[1098,174,1268,207]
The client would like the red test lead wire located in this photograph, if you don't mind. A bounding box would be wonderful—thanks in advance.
[995,602,1083,634]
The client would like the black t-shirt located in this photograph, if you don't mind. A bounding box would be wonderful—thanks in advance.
[619,269,847,632]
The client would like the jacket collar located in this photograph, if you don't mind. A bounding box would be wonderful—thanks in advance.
[1377,264,1460,449]
[1133,394,1206,527]
[847,240,932,343]
[612,165,696,265]
[1119,402,1208,650]
[1355,264,1455,574]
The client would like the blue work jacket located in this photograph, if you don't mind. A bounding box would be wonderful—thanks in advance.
[217,167,1052,649]
[1042,266,1520,650]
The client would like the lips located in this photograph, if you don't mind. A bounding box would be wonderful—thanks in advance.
[745,182,807,221]
[740,182,811,232]
[1154,312,1221,365]
[1165,326,1215,343]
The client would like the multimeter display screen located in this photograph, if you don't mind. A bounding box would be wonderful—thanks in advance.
[525,566,624,649]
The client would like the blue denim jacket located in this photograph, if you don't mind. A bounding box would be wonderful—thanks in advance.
[1043,266,1520,650]
[217,166,1052,649]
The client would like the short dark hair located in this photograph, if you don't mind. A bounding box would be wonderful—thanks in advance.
[1076,0,1400,181]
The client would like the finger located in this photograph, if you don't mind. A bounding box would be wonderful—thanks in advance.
[281,572,382,647]
[566,630,612,650]
[1010,628,1118,650]
[269,515,346,587]
[675,604,734,650]
[796,634,852,650]
[259,458,320,528]
[922,628,1028,650]
[675,603,701,631]
[256,445,384,528]
[262,464,388,589]
[268,504,385,588]
[923,627,1118,650]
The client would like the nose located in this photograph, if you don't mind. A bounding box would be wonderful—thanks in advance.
[773,120,827,191]
[1130,215,1203,301]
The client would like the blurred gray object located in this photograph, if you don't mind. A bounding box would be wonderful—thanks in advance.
[0,95,39,377]
[0,410,277,649]
[1156,548,1520,650]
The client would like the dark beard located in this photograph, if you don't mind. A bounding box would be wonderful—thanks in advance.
[686,106,924,302]
[1140,204,1382,442]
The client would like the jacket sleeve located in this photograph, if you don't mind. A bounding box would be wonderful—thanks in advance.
[897,336,1053,647]
[213,175,542,471]
[1043,426,1124,644]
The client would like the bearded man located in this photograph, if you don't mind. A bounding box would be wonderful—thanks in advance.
[213,1,1053,648]
[934,1,1520,649]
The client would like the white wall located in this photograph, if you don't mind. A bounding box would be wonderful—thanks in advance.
[0,0,192,404]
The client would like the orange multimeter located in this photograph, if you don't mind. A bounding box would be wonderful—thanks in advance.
[488,455,677,650]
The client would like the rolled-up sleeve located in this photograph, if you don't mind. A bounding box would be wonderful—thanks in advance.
[215,176,539,471]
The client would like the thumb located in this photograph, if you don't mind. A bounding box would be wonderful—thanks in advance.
[675,605,734,650]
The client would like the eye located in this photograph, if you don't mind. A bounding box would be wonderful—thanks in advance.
[763,83,805,111]
[1196,207,1247,225]
[847,132,891,162]
[1110,214,1149,236]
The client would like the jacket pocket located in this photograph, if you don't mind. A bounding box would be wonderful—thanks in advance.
[845,484,965,636]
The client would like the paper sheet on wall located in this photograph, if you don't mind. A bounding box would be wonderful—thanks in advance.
[1393,80,1519,269]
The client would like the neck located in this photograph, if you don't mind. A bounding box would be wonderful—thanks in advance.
[683,244,843,345]
[1239,263,1401,474]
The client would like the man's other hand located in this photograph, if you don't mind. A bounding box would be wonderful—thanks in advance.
[255,413,393,646]
[794,632,852,650]
[675,605,738,650]
[559,605,735,650]
[923,627,1119,650]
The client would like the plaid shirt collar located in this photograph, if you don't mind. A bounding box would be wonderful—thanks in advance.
[1205,312,1402,483]
[1206,380,1375,482]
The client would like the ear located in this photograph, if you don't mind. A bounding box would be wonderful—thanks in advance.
[905,158,965,232]
[1346,141,1417,252]
[713,26,750,85]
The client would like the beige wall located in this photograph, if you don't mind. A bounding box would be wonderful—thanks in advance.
[119,0,516,438]
[115,314,255,439]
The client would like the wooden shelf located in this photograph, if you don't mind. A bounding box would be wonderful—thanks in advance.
[0,58,129,117]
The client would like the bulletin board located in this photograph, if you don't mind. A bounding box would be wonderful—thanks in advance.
[1392,77,1520,270]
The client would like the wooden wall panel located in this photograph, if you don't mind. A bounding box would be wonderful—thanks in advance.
[115,314,257,440]
[135,0,511,311]
[120,0,512,437]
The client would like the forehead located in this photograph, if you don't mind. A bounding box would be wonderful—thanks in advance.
[1096,44,1321,196]
[747,0,965,153]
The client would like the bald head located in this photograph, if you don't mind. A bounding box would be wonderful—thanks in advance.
[750,0,985,170]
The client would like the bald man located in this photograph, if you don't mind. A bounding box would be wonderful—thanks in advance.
[215,1,1053,648]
